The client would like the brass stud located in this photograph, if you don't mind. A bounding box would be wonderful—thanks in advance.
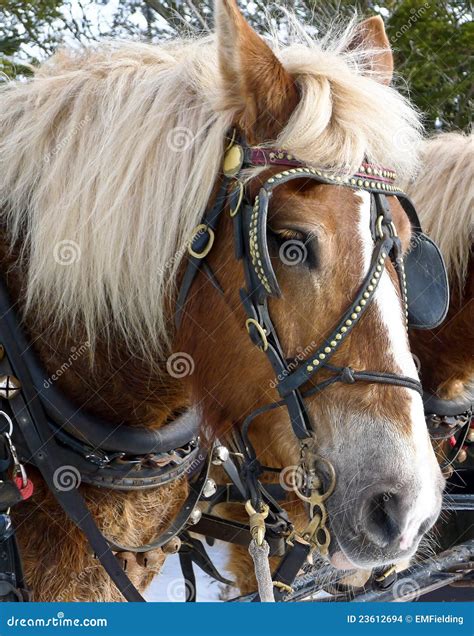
[324,347,331,354]
[345,319,352,326]
[368,285,374,292]
[330,340,337,347]
[363,292,370,299]
[355,306,361,312]
[319,353,326,360]
[307,365,314,372]
[361,299,367,306]
[351,313,357,320]
[357,179,363,187]
[341,327,347,334]
[312,359,320,366]
[335,334,342,341]
[374,271,380,279]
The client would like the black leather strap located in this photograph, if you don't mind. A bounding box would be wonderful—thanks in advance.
[0,301,145,602]
[175,173,232,328]
[0,280,200,459]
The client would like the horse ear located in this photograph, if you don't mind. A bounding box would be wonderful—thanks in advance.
[215,0,299,142]
[346,16,393,85]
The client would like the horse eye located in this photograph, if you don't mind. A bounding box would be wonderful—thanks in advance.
[269,228,317,269]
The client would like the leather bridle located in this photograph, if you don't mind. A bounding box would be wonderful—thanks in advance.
[172,131,451,598]
[176,130,440,495]
[0,129,452,603]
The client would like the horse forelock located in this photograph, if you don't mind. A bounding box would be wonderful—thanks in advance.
[0,14,422,358]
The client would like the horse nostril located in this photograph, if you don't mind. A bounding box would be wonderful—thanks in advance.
[361,492,402,548]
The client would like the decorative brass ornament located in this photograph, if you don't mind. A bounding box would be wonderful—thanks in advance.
[0,375,21,400]
[223,144,244,177]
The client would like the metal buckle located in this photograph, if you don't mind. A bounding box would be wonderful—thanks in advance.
[188,224,215,259]
[245,318,269,351]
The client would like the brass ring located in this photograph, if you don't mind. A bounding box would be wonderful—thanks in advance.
[317,457,336,502]
[245,318,269,352]
[229,181,244,217]
[188,224,215,259]
[315,526,331,554]
[389,221,398,237]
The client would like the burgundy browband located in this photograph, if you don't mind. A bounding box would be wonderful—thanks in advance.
[247,147,397,185]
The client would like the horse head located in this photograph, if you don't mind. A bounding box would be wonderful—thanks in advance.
[178,1,444,570]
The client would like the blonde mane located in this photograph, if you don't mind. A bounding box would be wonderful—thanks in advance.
[0,15,422,357]
[404,132,474,293]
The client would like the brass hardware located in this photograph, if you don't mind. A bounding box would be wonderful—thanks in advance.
[374,564,397,582]
[376,215,384,239]
[223,144,244,177]
[0,375,21,400]
[245,500,269,546]
[188,224,215,259]
[229,181,244,217]
[288,441,336,557]
[273,581,293,594]
[245,318,269,352]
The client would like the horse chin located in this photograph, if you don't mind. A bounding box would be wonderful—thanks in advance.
[328,534,418,571]
[329,550,357,571]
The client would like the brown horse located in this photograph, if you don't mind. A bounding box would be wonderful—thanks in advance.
[407,132,473,404]
[0,1,443,601]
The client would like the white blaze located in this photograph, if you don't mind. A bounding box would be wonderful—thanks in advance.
[356,191,440,551]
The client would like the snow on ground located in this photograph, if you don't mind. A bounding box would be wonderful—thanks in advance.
[145,539,238,602]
